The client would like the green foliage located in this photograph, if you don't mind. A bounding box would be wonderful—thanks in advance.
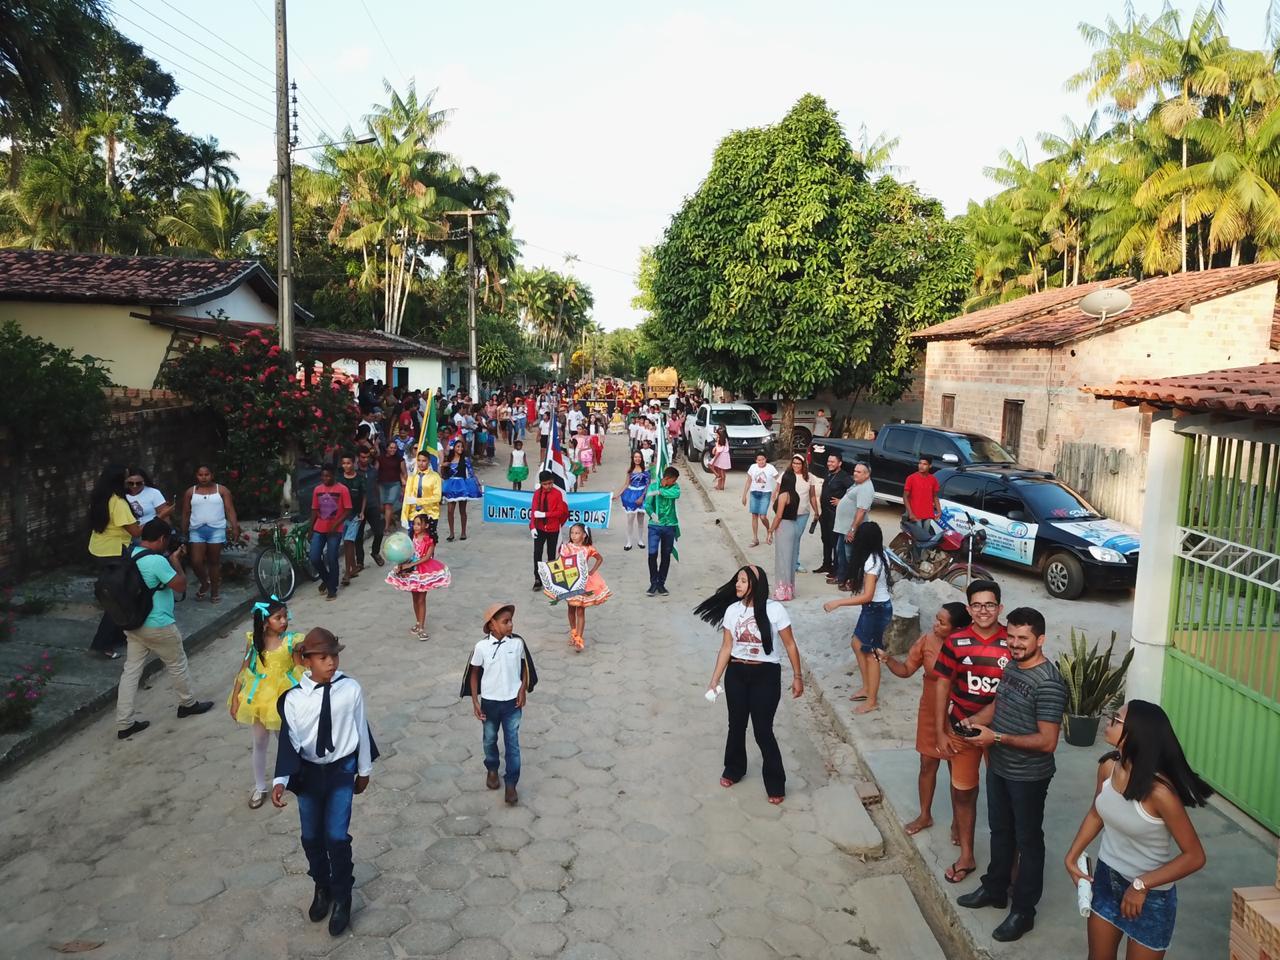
[0,320,111,450]
[477,340,515,381]
[0,650,57,732]
[1057,628,1134,717]
[160,327,358,516]
[652,94,971,404]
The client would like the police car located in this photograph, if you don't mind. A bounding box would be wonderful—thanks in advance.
[932,465,1140,600]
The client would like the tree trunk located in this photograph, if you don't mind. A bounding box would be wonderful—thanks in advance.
[1180,135,1188,273]
[1073,235,1081,286]
[779,398,795,460]
[1231,241,1241,267]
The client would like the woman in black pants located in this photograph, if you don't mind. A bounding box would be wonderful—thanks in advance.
[695,565,804,804]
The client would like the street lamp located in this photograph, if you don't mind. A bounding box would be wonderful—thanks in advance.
[442,209,496,399]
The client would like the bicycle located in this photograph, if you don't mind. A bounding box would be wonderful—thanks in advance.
[252,515,318,601]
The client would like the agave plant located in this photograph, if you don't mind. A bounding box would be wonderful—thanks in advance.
[1057,629,1134,717]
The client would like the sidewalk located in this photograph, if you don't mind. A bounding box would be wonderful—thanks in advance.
[685,457,1278,959]
[0,553,257,778]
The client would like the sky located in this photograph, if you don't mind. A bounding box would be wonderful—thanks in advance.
[109,0,1274,330]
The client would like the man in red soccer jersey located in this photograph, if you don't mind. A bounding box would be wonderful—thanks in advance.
[931,579,1009,886]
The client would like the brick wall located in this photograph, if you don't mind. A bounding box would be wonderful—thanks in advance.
[0,390,221,583]
[922,283,1280,472]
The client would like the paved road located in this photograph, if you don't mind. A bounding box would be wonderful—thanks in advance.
[0,435,942,960]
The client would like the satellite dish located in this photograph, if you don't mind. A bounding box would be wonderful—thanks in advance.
[1078,288,1133,321]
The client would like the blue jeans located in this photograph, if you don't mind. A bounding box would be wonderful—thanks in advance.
[296,753,357,897]
[309,530,342,597]
[835,536,852,582]
[481,698,522,785]
[647,524,676,588]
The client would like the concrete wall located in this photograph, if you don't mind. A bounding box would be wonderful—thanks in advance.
[4,301,172,389]
[921,282,1280,471]
[195,285,276,326]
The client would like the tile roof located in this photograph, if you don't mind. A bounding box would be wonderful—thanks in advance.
[0,249,290,308]
[908,278,1133,342]
[1084,362,1280,421]
[977,261,1280,349]
[142,313,466,361]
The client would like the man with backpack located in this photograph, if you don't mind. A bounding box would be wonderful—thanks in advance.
[114,519,214,740]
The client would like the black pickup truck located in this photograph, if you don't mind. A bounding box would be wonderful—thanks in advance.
[806,424,1022,501]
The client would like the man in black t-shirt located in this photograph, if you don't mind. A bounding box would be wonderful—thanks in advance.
[338,454,367,587]
[955,606,1067,943]
[814,454,851,574]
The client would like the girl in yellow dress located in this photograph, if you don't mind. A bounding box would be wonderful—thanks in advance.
[228,599,304,808]
[544,523,611,651]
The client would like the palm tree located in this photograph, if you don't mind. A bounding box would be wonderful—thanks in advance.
[156,185,263,258]
[0,137,114,251]
[852,125,902,176]
[189,136,239,189]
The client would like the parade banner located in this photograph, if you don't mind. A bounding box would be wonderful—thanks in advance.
[482,487,613,529]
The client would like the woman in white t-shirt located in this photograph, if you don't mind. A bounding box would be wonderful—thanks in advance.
[741,454,779,548]
[695,565,805,804]
[125,468,172,528]
[822,521,892,715]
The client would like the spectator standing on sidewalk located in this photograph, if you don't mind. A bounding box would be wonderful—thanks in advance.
[902,456,942,554]
[742,453,778,548]
[88,463,142,658]
[115,519,214,739]
[354,446,384,568]
[931,579,1008,888]
[125,469,173,529]
[180,465,240,604]
[955,606,1067,943]
[814,454,851,576]
[831,462,873,589]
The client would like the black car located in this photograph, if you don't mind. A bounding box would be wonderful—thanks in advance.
[933,465,1141,600]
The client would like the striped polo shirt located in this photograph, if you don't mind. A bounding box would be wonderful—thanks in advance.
[932,624,1010,723]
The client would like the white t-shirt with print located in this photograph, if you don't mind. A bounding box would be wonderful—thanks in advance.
[862,555,891,603]
[127,486,168,525]
[721,599,792,664]
[747,463,778,494]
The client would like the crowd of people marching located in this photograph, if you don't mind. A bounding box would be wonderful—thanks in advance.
[81,376,1211,955]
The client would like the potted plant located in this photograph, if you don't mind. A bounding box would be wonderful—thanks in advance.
[1057,629,1133,747]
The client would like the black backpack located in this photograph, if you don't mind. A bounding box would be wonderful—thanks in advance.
[94,547,163,630]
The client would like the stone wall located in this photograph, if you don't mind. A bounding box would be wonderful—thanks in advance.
[0,388,221,583]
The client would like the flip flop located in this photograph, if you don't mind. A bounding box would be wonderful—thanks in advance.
[209,595,222,605]
[850,694,868,702]
[767,796,785,805]
[945,863,976,884]
[719,777,735,788]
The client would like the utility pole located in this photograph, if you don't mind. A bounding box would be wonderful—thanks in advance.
[443,209,493,400]
[274,0,294,354]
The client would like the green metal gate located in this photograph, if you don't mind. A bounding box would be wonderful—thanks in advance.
[1164,432,1280,832]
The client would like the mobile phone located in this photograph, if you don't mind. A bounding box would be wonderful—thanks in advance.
[951,719,981,738]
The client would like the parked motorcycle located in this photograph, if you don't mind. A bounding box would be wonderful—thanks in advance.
[886,514,993,590]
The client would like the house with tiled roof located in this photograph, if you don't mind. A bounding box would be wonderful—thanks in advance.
[908,262,1280,525]
[0,249,466,391]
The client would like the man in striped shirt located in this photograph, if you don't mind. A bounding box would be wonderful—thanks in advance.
[932,579,1009,886]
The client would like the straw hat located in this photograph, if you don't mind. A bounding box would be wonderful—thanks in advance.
[481,601,515,633]
[298,628,344,656]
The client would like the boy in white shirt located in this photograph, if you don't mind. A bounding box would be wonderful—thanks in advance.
[467,603,535,805]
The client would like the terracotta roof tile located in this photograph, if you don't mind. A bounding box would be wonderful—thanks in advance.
[976,261,1280,349]
[0,249,283,306]
[143,313,466,361]
[1084,362,1280,420]
[908,278,1133,342]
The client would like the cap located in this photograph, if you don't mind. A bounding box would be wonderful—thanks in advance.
[298,627,344,656]
[482,601,515,632]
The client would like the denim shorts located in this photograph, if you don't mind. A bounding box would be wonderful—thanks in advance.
[853,600,893,653]
[749,491,771,515]
[379,481,402,507]
[341,517,361,542]
[188,523,227,544]
[1091,859,1177,950]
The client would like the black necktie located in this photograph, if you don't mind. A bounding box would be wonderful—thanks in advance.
[316,682,335,758]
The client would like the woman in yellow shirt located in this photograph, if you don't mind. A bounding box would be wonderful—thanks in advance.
[88,464,143,658]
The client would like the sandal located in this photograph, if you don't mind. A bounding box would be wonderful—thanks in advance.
[446,535,455,542]
[944,862,976,884]
[749,540,760,548]
[248,789,266,809]
[719,777,735,789]
[341,578,351,587]
[195,587,208,601]
[209,594,222,605]
[373,555,385,567]
[767,795,785,805]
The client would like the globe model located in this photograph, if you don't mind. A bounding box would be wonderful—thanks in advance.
[382,532,415,565]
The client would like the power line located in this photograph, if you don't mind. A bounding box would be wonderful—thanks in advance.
[522,242,638,278]
[357,0,408,85]
[246,0,357,131]
[147,0,276,81]
[112,10,276,115]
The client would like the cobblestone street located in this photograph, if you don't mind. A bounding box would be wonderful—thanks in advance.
[0,436,943,960]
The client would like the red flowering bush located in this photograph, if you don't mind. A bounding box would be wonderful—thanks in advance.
[161,328,357,515]
[0,651,56,732]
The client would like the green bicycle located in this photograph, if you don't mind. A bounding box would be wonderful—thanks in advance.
[252,515,319,601]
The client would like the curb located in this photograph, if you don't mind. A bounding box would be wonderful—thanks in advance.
[684,459,985,960]
[0,595,254,782]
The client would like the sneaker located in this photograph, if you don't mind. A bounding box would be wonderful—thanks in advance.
[656,585,669,596]
[177,700,214,718]
[646,585,658,597]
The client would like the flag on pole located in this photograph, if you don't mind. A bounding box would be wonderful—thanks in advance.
[648,410,678,561]
[416,390,440,470]
[541,392,575,492]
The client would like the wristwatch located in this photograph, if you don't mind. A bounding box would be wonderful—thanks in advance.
[1131,878,1146,892]
[993,732,1002,745]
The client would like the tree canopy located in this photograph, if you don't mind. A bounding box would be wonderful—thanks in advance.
[650,94,971,404]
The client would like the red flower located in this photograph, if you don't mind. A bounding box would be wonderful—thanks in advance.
[277,420,285,429]
[267,345,281,357]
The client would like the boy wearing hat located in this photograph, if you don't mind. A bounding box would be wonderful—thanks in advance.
[466,603,536,805]
[272,628,378,937]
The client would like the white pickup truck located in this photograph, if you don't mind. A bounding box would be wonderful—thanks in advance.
[685,403,777,471]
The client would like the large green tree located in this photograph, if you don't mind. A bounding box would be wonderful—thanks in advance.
[651,94,971,446]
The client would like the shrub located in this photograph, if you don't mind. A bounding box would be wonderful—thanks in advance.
[0,651,57,733]
[160,326,357,516]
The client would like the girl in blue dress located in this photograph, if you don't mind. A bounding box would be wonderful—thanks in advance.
[441,440,482,541]
[616,450,650,551]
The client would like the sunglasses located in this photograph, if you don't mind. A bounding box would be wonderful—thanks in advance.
[125,480,144,488]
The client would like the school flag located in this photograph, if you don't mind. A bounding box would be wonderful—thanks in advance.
[647,411,679,561]
[541,392,575,492]
[416,390,440,470]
